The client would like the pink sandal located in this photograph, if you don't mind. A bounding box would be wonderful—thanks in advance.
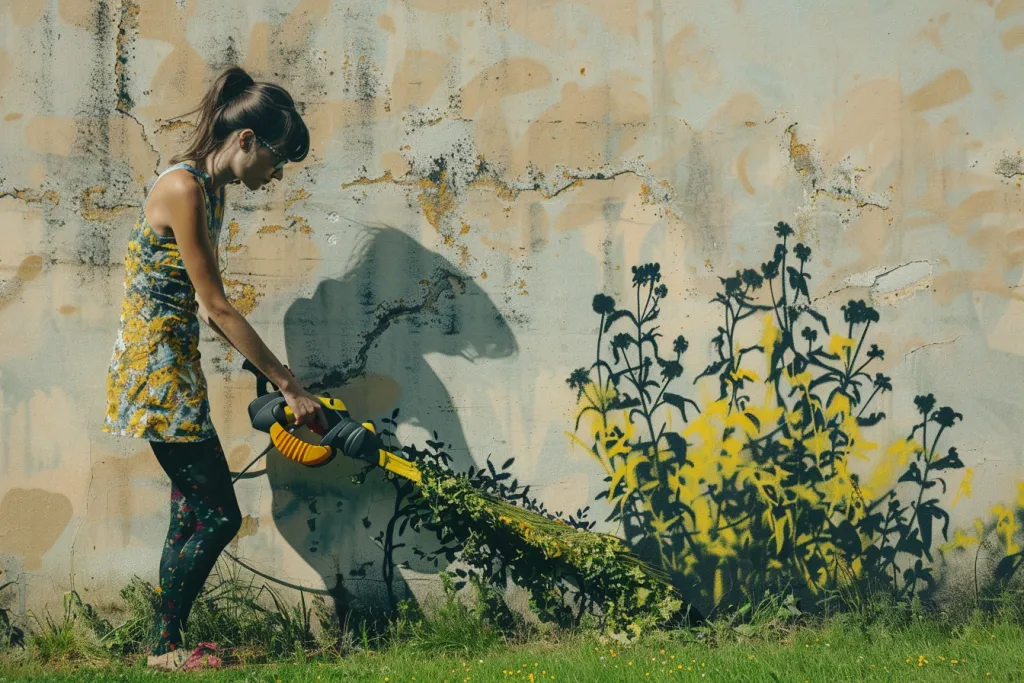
[180,641,222,671]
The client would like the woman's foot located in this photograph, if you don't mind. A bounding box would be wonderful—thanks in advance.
[180,642,221,671]
[146,649,189,671]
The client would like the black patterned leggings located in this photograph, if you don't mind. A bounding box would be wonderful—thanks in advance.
[149,437,242,655]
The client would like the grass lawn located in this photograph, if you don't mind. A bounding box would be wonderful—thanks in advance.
[2,614,1023,682]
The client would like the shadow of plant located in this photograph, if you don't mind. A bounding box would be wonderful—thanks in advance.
[567,221,968,616]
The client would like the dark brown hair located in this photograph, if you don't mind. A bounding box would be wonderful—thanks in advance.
[169,66,309,166]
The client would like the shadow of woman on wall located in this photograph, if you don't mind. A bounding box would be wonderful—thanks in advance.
[267,223,518,625]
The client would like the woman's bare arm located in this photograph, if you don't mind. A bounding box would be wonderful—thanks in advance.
[153,172,325,427]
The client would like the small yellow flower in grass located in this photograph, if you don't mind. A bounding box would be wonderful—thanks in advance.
[951,660,959,665]
[155,586,162,594]
[660,649,666,655]
[671,655,675,660]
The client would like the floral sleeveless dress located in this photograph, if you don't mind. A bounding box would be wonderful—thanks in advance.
[103,163,225,442]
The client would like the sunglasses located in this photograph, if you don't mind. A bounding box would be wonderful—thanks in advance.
[252,132,288,170]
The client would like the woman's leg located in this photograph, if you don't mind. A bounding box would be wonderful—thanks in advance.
[149,437,242,655]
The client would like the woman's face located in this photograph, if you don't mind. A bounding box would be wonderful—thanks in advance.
[233,130,286,190]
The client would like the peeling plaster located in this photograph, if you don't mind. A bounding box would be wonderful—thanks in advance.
[786,123,891,230]
[844,261,935,307]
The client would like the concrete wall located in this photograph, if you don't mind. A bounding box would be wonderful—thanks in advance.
[3,0,1024,619]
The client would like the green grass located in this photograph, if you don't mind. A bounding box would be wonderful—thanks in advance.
[3,613,1024,682]
[6,567,1024,681]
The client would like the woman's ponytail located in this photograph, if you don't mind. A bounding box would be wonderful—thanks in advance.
[216,67,255,108]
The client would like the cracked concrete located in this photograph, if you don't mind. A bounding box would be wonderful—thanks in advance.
[786,123,891,230]
[904,335,963,362]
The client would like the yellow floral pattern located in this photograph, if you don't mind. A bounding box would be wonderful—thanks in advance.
[103,163,224,442]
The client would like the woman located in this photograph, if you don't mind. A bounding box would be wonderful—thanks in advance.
[103,66,327,671]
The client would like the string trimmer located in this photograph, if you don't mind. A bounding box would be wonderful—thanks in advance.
[240,360,689,631]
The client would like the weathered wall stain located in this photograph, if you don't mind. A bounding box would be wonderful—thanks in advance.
[908,69,973,112]
[4,0,47,27]
[0,256,44,311]
[0,489,72,571]
[0,49,10,91]
[23,116,78,157]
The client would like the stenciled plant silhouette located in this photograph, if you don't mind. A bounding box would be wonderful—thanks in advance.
[568,221,967,613]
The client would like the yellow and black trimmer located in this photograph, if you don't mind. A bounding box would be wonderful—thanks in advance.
[238,360,690,629]
[243,360,421,482]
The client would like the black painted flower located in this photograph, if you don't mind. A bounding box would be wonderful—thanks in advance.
[566,368,590,397]
[794,243,811,263]
[654,284,668,298]
[611,333,633,351]
[592,294,616,315]
[801,327,818,344]
[775,221,794,238]
[658,358,683,381]
[873,373,892,392]
[632,263,661,286]
[673,335,689,356]
[761,258,780,280]
[842,300,881,325]
[866,344,885,361]
[914,393,937,417]
[741,268,764,290]
[723,273,742,296]
[932,406,963,428]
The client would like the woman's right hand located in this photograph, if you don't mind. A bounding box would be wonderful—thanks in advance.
[282,384,329,431]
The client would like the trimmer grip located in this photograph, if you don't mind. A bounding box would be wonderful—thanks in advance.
[282,396,349,420]
[269,423,335,467]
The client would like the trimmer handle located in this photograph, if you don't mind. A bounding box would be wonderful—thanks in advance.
[242,359,277,397]
[242,360,422,482]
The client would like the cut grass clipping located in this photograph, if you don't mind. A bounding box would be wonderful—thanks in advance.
[409,458,684,633]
